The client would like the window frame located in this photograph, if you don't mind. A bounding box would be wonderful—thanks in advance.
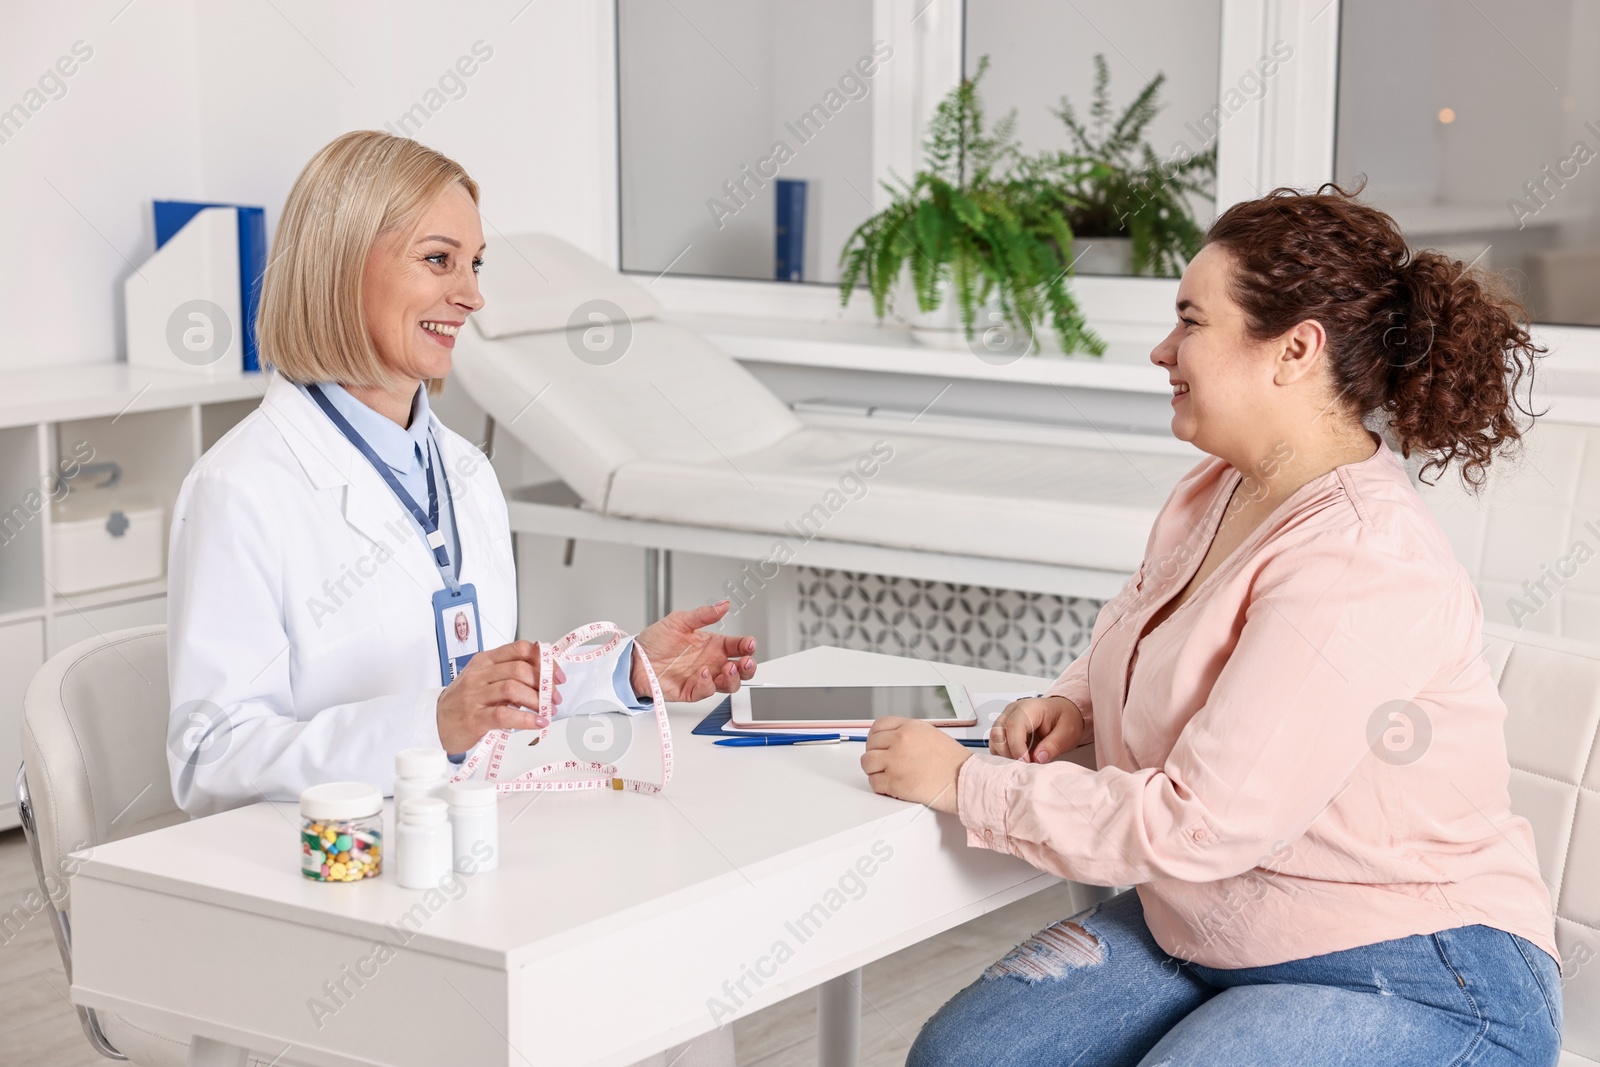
[611,0,1600,361]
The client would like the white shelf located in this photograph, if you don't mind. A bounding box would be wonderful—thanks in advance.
[50,578,169,613]
[0,363,267,430]
[678,312,1600,426]
[0,605,45,627]
[0,361,264,833]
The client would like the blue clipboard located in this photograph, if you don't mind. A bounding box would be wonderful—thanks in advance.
[692,698,734,736]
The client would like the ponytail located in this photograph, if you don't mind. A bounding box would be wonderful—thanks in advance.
[1205,183,1543,490]
[1385,250,1541,488]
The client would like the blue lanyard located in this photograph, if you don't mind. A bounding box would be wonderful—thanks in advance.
[306,384,458,591]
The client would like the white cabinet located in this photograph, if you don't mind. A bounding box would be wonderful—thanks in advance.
[0,364,265,831]
[50,496,165,596]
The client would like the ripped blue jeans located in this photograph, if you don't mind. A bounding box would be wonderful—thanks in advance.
[909,889,1562,1067]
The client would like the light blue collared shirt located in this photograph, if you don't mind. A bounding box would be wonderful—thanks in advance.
[301,382,648,726]
[305,381,462,581]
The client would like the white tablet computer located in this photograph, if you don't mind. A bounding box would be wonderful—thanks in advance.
[728,683,976,730]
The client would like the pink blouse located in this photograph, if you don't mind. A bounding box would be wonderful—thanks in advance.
[957,441,1558,968]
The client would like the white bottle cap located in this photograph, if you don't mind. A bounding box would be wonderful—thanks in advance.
[447,780,499,809]
[399,796,449,826]
[395,747,450,780]
[300,782,382,822]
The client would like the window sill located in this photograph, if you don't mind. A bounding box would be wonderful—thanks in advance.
[671,311,1171,395]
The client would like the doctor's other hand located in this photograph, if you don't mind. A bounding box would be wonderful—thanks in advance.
[436,641,565,754]
[861,718,970,814]
[991,696,1085,764]
[633,600,758,703]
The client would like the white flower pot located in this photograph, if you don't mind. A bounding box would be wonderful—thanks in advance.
[901,277,1007,350]
[1071,236,1135,276]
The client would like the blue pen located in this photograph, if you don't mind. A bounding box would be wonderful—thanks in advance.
[715,733,848,747]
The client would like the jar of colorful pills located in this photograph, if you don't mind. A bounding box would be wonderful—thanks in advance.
[299,782,382,882]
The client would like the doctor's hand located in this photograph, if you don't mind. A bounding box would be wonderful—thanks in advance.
[436,641,566,754]
[861,718,971,814]
[632,600,758,703]
[991,696,1085,763]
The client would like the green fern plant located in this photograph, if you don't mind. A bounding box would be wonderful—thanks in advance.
[1043,54,1217,277]
[838,57,1103,356]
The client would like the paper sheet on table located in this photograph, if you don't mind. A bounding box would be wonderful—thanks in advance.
[719,690,1039,740]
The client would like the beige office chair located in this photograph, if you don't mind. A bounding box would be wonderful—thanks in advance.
[1415,416,1600,645]
[17,626,285,1067]
[1483,622,1600,1065]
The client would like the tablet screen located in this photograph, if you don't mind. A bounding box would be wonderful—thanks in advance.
[747,685,957,723]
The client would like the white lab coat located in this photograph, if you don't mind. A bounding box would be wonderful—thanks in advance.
[166,374,627,817]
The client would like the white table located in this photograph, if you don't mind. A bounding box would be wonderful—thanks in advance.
[67,647,1073,1067]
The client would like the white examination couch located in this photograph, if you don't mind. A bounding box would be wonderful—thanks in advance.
[451,234,1199,614]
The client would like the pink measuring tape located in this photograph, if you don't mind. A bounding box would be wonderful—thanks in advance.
[449,621,673,794]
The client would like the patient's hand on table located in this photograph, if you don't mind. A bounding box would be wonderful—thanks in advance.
[633,600,758,703]
[862,718,971,814]
[990,696,1084,763]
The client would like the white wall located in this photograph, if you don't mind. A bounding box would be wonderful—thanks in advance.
[1,0,205,371]
[2,0,619,371]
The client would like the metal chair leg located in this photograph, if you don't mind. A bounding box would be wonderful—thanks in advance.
[16,762,127,1060]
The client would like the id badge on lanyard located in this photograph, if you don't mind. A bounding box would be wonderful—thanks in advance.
[307,384,483,686]
[433,584,482,685]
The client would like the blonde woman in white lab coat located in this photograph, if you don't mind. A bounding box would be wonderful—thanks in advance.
[165,131,750,1067]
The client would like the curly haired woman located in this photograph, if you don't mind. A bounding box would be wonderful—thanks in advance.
[863,186,1561,1066]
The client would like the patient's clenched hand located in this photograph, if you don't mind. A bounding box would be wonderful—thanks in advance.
[990,696,1085,763]
[861,717,971,814]
[633,600,758,703]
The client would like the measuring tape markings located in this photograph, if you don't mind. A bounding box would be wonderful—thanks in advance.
[450,621,673,794]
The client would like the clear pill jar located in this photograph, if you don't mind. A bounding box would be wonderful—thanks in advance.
[446,780,499,873]
[300,782,383,882]
[395,797,454,889]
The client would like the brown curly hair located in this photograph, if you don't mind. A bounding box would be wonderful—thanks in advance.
[1203,183,1542,489]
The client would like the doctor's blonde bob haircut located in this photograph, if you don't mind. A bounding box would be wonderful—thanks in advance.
[258,130,479,392]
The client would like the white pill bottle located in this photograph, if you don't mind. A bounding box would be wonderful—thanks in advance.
[446,779,499,872]
[391,747,450,873]
[395,797,454,889]
[393,747,451,807]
